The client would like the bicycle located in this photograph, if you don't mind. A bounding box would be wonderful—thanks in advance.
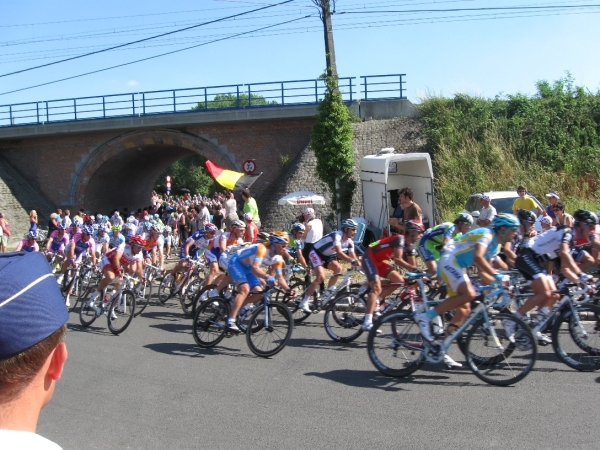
[192,285,294,358]
[133,263,162,317]
[79,274,137,335]
[158,258,205,305]
[367,272,537,386]
[60,256,98,312]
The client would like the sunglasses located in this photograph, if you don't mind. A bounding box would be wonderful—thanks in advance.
[517,190,526,193]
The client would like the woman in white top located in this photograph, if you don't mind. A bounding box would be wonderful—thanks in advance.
[301,207,323,263]
[553,202,574,227]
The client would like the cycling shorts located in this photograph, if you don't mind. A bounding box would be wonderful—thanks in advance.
[418,238,441,263]
[100,256,116,273]
[65,244,85,264]
[514,248,547,281]
[142,249,151,259]
[205,250,218,264]
[361,249,393,282]
[228,256,261,289]
[219,253,232,272]
[571,247,589,263]
[180,247,199,261]
[308,249,336,268]
[437,253,470,297]
[49,243,65,254]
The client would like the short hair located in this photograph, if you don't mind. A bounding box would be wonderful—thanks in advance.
[398,187,413,200]
[0,324,66,404]
[517,185,527,192]
[554,201,565,211]
[193,206,201,214]
[241,188,251,199]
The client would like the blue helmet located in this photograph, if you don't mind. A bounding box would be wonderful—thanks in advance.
[492,213,519,229]
[204,223,218,233]
[270,231,289,244]
[72,218,82,227]
[341,219,358,230]
[57,222,67,230]
[81,224,94,235]
[291,223,306,233]
[27,230,38,239]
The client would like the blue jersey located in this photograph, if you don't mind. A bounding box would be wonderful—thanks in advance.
[446,227,498,268]
[108,232,125,249]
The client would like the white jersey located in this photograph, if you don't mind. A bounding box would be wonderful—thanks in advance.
[313,231,354,256]
[522,226,572,259]
[305,218,323,244]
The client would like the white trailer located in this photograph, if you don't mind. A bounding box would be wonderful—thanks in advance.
[360,149,435,242]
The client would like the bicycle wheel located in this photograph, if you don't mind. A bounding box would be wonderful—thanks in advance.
[192,297,228,348]
[134,279,152,317]
[180,279,204,316]
[323,292,366,343]
[158,274,175,304]
[191,284,217,317]
[464,313,536,386]
[107,290,136,335]
[246,301,293,358]
[277,281,313,324]
[79,294,99,327]
[367,310,426,377]
[552,305,600,371]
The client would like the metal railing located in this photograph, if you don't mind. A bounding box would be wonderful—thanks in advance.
[0,73,406,127]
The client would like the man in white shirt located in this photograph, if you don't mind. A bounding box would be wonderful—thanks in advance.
[301,207,323,263]
[477,194,496,227]
[0,252,69,449]
[198,201,211,229]
[224,191,238,229]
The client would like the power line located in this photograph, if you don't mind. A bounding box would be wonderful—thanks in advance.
[338,3,600,14]
[0,0,296,79]
[0,14,314,97]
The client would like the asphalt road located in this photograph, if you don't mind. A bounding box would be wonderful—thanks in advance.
[38,293,600,450]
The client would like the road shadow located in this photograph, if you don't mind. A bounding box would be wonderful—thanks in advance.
[67,322,111,336]
[144,340,254,359]
[139,308,187,322]
[287,336,362,352]
[149,322,192,334]
[305,366,484,390]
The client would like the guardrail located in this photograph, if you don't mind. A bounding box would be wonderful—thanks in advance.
[0,73,406,127]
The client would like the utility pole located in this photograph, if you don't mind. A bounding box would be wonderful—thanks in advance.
[312,0,338,78]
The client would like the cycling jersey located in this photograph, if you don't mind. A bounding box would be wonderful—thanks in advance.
[108,232,125,249]
[208,231,243,261]
[228,244,270,289]
[102,244,143,271]
[446,227,499,268]
[180,230,213,260]
[19,239,39,252]
[312,231,354,257]
[67,233,96,262]
[420,222,456,246]
[573,224,600,248]
[48,230,69,252]
[362,235,404,281]
[521,225,572,260]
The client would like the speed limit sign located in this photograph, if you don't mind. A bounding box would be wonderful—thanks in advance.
[242,159,256,175]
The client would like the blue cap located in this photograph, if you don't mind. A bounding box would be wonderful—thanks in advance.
[0,252,68,359]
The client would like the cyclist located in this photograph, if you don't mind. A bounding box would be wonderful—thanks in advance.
[498,209,538,268]
[16,230,39,252]
[162,225,173,259]
[206,220,246,293]
[417,213,473,277]
[297,219,360,314]
[56,224,97,286]
[142,224,165,272]
[289,223,308,267]
[67,218,81,236]
[415,214,520,343]
[362,221,425,331]
[45,223,69,262]
[86,235,146,314]
[225,231,294,333]
[170,223,218,278]
[92,224,110,258]
[108,224,125,250]
[507,210,597,337]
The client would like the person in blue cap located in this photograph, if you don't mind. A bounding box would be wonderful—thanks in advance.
[0,251,69,449]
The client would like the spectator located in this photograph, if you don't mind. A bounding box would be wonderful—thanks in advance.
[0,252,69,449]
[198,201,211,229]
[224,191,238,229]
[512,185,544,216]
[29,210,38,232]
[243,213,259,243]
[301,207,323,263]
[61,210,71,229]
[48,213,59,235]
[188,207,201,234]
[545,191,560,220]
[0,213,10,253]
[477,194,496,227]
[553,201,574,227]
[388,187,422,233]
[241,188,261,229]
[212,204,224,230]
[177,207,188,242]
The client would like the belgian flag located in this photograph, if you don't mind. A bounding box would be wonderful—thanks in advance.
[205,160,262,191]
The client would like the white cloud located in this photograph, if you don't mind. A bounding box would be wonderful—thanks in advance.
[127,80,139,87]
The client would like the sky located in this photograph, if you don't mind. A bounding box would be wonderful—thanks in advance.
[1,0,599,108]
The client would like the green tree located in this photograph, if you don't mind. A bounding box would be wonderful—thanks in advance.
[154,155,217,196]
[192,93,277,110]
[311,75,355,216]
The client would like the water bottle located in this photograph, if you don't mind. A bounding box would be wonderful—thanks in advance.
[358,283,368,296]
[240,303,255,318]
[175,272,184,284]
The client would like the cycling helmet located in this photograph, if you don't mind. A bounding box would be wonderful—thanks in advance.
[96,214,102,221]
[204,223,218,233]
[270,231,290,245]
[455,213,474,225]
[92,224,100,231]
[164,226,172,233]
[83,214,94,224]
[129,235,146,247]
[405,220,425,232]
[492,213,519,229]
[72,218,82,227]
[102,215,109,223]
[57,222,67,230]
[517,209,537,224]
[573,209,598,225]
[112,224,122,232]
[258,231,271,242]
[154,214,159,219]
[81,224,94,235]
[341,219,358,230]
[27,230,38,239]
[127,216,135,223]
[151,224,162,233]
[231,220,246,230]
[291,223,306,233]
